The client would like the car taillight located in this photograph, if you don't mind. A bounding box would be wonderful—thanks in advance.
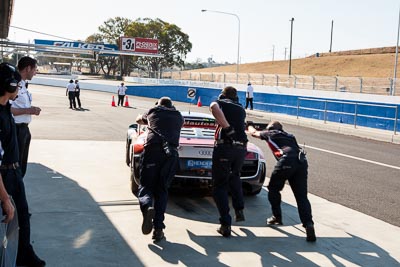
[133,144,144,153]
[245,152,258,160]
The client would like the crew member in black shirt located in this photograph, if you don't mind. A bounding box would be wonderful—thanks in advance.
[247,121,316,242]
[0,62,46,266]
[135,97,184,242]
[210,86,248,237]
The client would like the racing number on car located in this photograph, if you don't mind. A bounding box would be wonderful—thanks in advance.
[187,88,196,100]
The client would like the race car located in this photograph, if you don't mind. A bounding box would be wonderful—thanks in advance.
[126,112,266,196]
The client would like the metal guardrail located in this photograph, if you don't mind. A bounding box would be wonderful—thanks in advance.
[131,70,399,96]
[254,98,398,134]
[297,97,398,134]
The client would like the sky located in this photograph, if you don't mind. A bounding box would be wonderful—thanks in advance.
[9,0,400,64]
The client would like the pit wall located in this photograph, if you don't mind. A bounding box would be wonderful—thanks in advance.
[31,75,400,132]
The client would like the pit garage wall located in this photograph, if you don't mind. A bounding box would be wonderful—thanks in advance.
[31,76,400,132]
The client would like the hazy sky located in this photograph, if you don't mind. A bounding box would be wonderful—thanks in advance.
[10,0,400,63]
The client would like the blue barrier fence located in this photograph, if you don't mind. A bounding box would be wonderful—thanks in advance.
[126,85,400,133]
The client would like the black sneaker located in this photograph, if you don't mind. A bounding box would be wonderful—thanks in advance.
[235,209,245,222]
[141,207,155,235]
[17,253,46,267]
[217,225,231,237]
[266,215,283,225]
[152,229,165,242]
[306,225,317,242]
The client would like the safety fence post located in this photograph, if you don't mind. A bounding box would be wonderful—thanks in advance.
[354,103,358,128]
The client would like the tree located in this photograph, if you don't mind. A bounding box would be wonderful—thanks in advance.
[125,18,192,77]
[98,17,133,77]
[85,33,119,76]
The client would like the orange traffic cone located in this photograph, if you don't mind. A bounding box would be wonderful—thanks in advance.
[197,96,202,107]
[111,96,116,107]
[124,96,130,107]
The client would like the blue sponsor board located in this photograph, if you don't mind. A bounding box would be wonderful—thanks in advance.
[34,39,118,51]
[186,159,212,169]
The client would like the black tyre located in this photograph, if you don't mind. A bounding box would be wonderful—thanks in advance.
[125,139,131,166]
[130,150,140,196]
[248,187,262,196]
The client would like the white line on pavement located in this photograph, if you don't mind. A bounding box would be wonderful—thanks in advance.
[307,145,400,170]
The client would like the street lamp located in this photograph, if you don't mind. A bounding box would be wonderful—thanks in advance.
[288,18,294,76]
[393,6,400,96]
[329,20,334,53]
[201,9,240,84]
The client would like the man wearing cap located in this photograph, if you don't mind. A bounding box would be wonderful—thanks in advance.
[245,82,254,110]
[247,121,316,242]
[210,86,248,237]
[135,96,184,242]
[10,56,41,178]
[0,62,46,266]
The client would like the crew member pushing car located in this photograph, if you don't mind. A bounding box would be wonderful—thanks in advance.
[210,86,248,237]
[135,96,184,242]
[247,121,316,242]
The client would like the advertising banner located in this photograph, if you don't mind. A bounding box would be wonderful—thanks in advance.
[34,39,118,51]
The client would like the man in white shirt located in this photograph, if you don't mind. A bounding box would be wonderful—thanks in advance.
[66,79,76,109]
[11,56,41,178]
[117,82,127,106]
[245,82,254,110]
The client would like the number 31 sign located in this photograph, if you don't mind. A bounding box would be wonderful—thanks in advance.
[119,37,159,54]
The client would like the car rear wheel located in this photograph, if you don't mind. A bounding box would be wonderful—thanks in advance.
[248,187,262,196]
[130,151,140,196]
[125,139,131,166]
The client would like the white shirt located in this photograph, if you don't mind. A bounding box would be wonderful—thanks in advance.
[66,82,76,92]
[246,85,254,98]
[11,80,32,124]
[117,85,127,95]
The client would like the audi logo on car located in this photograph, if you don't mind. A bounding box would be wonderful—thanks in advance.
[198,150,213,156]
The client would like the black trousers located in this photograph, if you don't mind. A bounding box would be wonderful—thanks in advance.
[118,95,125,106]
[138,145,179,230]
[245,98,253,110]
[212,144,247,226]
[267,157,314,227]
[68,92,76,108]
[75,92,81,108]
[16,123,31,178]
[1,168,37,263]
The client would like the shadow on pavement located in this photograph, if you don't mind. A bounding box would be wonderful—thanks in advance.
[163,189,399,266]
[25,163,145,267]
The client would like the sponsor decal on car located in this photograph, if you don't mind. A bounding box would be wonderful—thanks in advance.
[186,159,212,169]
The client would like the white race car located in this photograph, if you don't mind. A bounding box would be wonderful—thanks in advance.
[126,112,266,196]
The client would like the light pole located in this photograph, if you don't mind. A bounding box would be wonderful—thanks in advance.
[272,45,275,62]
[393,7,400,96]
[289,18,294,75]
[329,20,334,53]
[201,9,240,84]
